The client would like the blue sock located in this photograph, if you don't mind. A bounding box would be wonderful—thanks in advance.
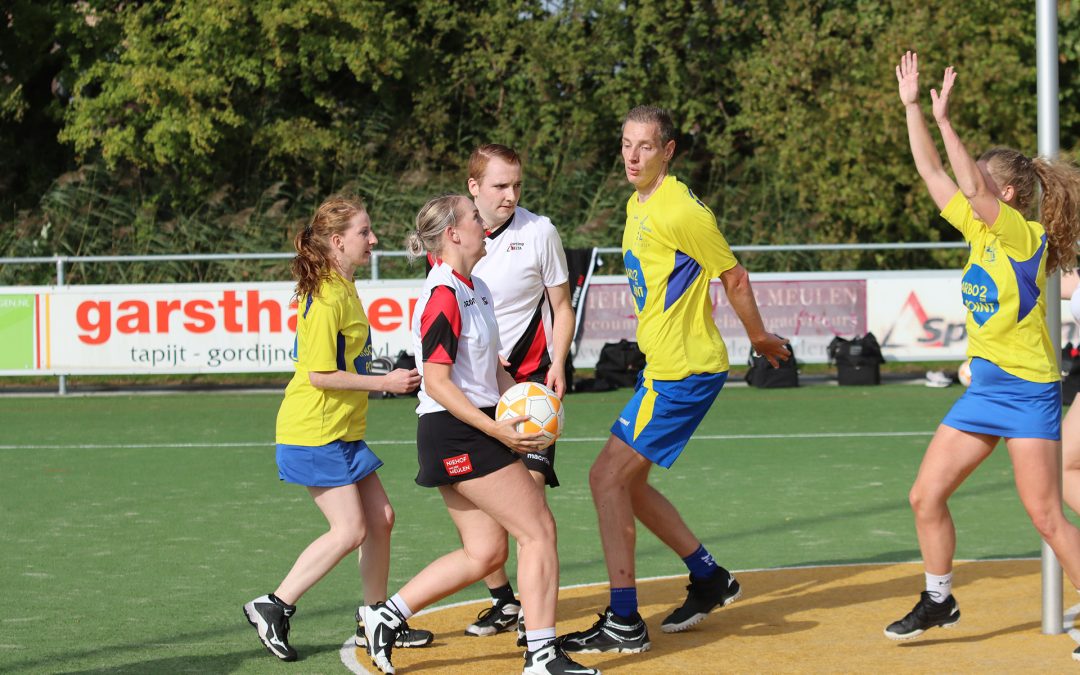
[683,544,720,579]
[610,587,637,619]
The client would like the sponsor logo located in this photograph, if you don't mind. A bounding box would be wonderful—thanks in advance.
[463,298,475,308]
[443,453,474,476]
[982,244,996,264]
[881,291,966,349]
[507,242,525,251]
[618,417,630,426]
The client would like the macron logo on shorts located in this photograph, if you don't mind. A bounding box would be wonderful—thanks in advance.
[618,417,630,427]
[443,453,474,477]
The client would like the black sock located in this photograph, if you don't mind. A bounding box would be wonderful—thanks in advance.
[489,582,516,605]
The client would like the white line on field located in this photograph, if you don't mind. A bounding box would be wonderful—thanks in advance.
[0,431,933,451]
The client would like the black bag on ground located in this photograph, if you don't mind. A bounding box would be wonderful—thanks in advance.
[827,333,885,386]
[594,340,646,389]
[1063,342,1080,406]
[744,339,799,388]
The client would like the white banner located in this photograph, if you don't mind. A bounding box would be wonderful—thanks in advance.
[2,271,1075,375]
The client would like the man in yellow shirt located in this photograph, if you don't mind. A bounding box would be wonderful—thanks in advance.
[562,106,789,654]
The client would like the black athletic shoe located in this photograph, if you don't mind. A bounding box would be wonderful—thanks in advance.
[661,571,742,633]
[364,601,404,674]
[523,642,601,674]
[558,607,650,654]
[884,592,960,640]
[1073,644,1080,661]
[243,594,297,662]
[517,608,527,647]
[355,605,434,648]
[465,599,521,636]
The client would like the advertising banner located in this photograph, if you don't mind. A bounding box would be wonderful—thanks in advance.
[575,275,867,368]
[1,272,1076,375]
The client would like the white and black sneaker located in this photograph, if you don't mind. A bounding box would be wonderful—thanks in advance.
[661,571,742,632]
[884,592,960,640]
[465,599,521,636]
[523,642,601,674]
[355,605,434,648]
[364,601,404,674]
[243,594,297,662]
[559,607,650,654]
[516,608,527,647]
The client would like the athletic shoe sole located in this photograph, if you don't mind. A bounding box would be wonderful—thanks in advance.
[565,642,651,654]
[355,632,434,648]
[660,585,743,633]
[883,616,960,641]
[242,603,295,662]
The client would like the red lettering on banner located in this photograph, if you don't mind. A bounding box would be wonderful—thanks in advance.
[76,301,111,344]
[288,299,298,333]
[218,291,243,332]
[443,453,474,477]
[184,300,215,333]
[117,300,150,334]
[156,300,181,333]
[369,298,402,331]
[246,290,281,332]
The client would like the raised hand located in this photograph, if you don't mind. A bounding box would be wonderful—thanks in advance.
[931,66,957,124]
[896,50,920,106]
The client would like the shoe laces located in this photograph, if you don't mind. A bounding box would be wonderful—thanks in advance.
[475,605,496,622]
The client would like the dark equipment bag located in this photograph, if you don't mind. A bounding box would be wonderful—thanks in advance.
[1063,342,1080,406]
[744,339,799,388]
[827,333,885,386]
[593,340,646,389]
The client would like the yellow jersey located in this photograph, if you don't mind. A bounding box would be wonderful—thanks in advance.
[623,175,738,379]
[276,271,372,444]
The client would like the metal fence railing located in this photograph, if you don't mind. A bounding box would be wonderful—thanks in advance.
[0,241,968,285]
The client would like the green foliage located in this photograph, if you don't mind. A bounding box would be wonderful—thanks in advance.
[3,0,1078,281]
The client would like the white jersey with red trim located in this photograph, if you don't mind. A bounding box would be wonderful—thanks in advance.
[472,205,569,381]
[412,260,502,415]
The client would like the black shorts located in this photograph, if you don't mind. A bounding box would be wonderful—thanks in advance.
[415,407,519,487]
[518,369,559,487]
[521,444,558,488]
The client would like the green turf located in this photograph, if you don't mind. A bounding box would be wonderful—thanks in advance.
[0,383,1054,673]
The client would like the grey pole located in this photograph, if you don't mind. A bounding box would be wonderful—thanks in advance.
[55,256,67,396]
[1037,0,1064,636]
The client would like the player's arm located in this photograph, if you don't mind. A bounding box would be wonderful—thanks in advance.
[308,369,419,395]
[544,281,574,398]
[425,361,544,454]
[897,51,958,211]
[932,65,999,225]
[719,264,790,367]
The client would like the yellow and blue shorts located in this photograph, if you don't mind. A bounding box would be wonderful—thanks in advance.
[943,357,1061,440]
[611,371,727,468]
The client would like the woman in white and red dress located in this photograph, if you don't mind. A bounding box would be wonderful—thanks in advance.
[359,194,599,675]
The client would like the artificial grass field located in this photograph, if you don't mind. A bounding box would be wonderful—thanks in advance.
[0,382,1057,673]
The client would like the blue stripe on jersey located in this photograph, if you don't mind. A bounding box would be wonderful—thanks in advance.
[354,333,372,375]
[302,294,314,318]
[665,251,702,311]
[336,332,346,371]
[1008,233,1046,323]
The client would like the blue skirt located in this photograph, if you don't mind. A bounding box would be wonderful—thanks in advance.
[942,357,1061,440]
[276,439,383,487]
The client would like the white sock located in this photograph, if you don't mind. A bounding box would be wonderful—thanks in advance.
[925,572,952,603]
[387,593,414,620]
[525,627,556,652]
